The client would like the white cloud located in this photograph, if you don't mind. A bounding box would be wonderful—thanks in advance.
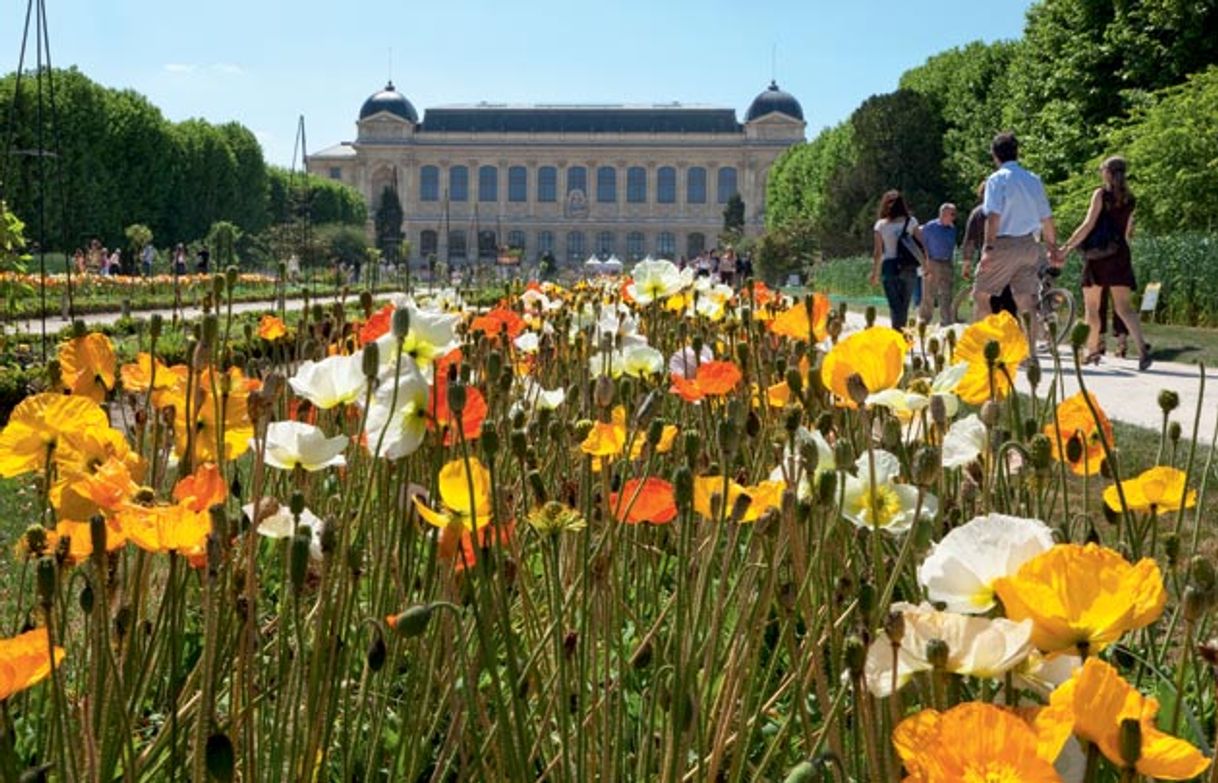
[211,63,243,75]
[164,63,196,74]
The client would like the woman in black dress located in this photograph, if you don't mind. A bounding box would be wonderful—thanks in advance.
[1062,156,1151,370]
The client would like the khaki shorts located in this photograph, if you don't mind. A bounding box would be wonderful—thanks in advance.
[972,234,1040,301]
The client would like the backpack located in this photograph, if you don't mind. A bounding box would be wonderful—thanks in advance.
[896,218,925,270]
[1081,193,1122,260]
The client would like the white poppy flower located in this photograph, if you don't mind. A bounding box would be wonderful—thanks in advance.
[929,362,968,418]
[769,426,835,500]
[244,499,325,560]
[259,420,348,472]
[863,602,1035,697]
[668,345,714,379]
[941,414,988,469]
[916,513,1055,614]
[865,387,930,419]
[289,352,367,410]
[364,364,431,460]
[620,344,664,378]
[841,450,937,534]
[514,331,541,354]
[1015,651,1083,697]
[521,379,566,411]
[627,259,687,304]
[375,304,461,378]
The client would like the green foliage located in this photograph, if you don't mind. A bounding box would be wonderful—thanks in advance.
[124,223,153,253]
[765,122,855,237]
[373,187,405,261]
[206,221,242,268]
[753,216,818,285]
[317,224,370,266]
[721,193,745,242]
[266,167,366,227]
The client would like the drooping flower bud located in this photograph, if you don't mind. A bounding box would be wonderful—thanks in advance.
[1070,322,1091,351]
[845,373,869,407]
[925,638,950,670]
[391,307,411,340]
[389,604,436,638]
[673,466,694,512]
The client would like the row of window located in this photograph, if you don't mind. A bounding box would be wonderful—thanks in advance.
[418,164,738,205]
[417,229,708,261]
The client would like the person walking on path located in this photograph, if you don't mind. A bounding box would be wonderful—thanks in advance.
[869,189,920,330]
[1062,155,1152,371]
[973,132,1061,354]
[918,203,959,325]
[141,242,155,277]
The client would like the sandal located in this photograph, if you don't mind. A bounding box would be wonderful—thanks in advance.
[1138,344,1153,372]
[1083,350,1104,366]
[1115,336,1128,358]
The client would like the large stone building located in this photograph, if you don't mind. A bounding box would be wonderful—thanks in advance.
[307,81,805,265]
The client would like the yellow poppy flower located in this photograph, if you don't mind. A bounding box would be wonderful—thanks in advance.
[412,457,493,533]
[1103,465,1196,514]
[952,311,1028,405]
[1035,658,1211,780]
[993,543,1165,656]
[58,332,116,401]
[258,314,288,341]
[693,476,784,522]
[580,420,626,458]
[1044,392,1112,476]
[173,367,255,463]
[769,294,831,343]
[120,504,212,557]
[120,352,175,394]
[820,327,908,409]
[0,393,110,477]
[894,702,1063,783]
[48,517,128,565]
[0,628,67,701]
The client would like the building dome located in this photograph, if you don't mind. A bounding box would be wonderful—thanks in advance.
[359,81,419,123]
[745,81,804,122]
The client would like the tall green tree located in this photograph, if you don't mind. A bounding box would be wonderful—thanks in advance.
[374,186,404,262]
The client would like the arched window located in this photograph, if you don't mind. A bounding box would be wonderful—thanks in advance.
[717,166,738,204]
[478,165,498,202]
[567,165,587,195]
[687,232,706,257]
[477,230,497,259]
[449,166,468,202]
[687,166,707,204]
[538,166,557,202]
[420,229,438,257]
[596,166,617,203]
[537,231,555,258]
[627,167,647,203]
[507,230,526,251]
[657,166,676,204]
[657,231,676,257]
[626,231,645,261]
[596,231,615,256]
[508,166,528,202]
[567,231,585,263]
[448,230,467,259]
[419,166,439,202]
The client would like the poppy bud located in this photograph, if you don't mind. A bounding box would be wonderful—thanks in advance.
[1026,358,1042,387]
[358,290,373,317]
[784,368,803,399]
[683,430,701,465]
[815,412,833,436]
[289,492,306,518]
[594,374,614,409]
[816,470,837,504]
[782,761,816,783]
[864,306,877,328]
[1158,389,1179,414]
[447,381,467,415]
[784,406,802,434]
[390,604,436,638]
[391,308,411,340]
[843,635,866,679]
[980,400,1000,427]
[1118,718,1142,768]
[1182,585,1207,623]
[832,440,853,469]
[1198,638,1218,670]
[205,732,235,783]
[884,611,905,645]
[1168,421,1182,443]
[212,273,225,297]
[43,358,59,388]
[925,638,950,670]
[910,355,924,373]
[229,472,243,501]
[150,313,163,339]
[1188,556,1212,593]
[23,524,48,557]
[646,418,665,447]
[1163,533,1180,567]
[366,628,387,672]
[845,373,869,407]
[36,556,56,607]
[527,470,547,503]
[730,492,752,524]
[912,445,941,486]
[929,395,948,430]
[882,418,902,451]
[89,514,107,558]
[201,314,219,349]
[717,418,740,460]
[983,339,1001,365]
[1070,322,1091,351]
[1029,434,1052,470]
[289,528,311,594]
[674,466,694,512]
[1065,434,1084,464]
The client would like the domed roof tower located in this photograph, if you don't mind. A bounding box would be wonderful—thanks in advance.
[745,80,804,122]
[359,81,419,124]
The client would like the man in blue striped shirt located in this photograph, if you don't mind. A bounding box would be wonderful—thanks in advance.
[972,132,1061,349]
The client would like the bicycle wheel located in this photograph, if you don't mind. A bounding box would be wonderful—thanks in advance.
[1041,287,1076,345]
[952,286,975,325]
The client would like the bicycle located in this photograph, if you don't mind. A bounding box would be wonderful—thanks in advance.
[952,265,1076,346]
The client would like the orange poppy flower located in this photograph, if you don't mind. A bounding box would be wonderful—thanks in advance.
[58,332,117,402]
[359,303,394,345]
[258,314,288,341]
[0,628,66,701]
[769,294,831,343]
[669,360,742,403]
[172,462,227,512]
[428,372,487,445]
[469,306,525,340]
[821,326,908,409]
[117,463,226,558]
[1044,392,1112,476]
[46,517,129,564]
[609,477,677,524]
[120,352,175,394]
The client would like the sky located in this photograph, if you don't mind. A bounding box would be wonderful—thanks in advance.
[4,0,1034,167]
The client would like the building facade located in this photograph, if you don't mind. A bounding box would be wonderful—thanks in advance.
[307,81,805,264]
